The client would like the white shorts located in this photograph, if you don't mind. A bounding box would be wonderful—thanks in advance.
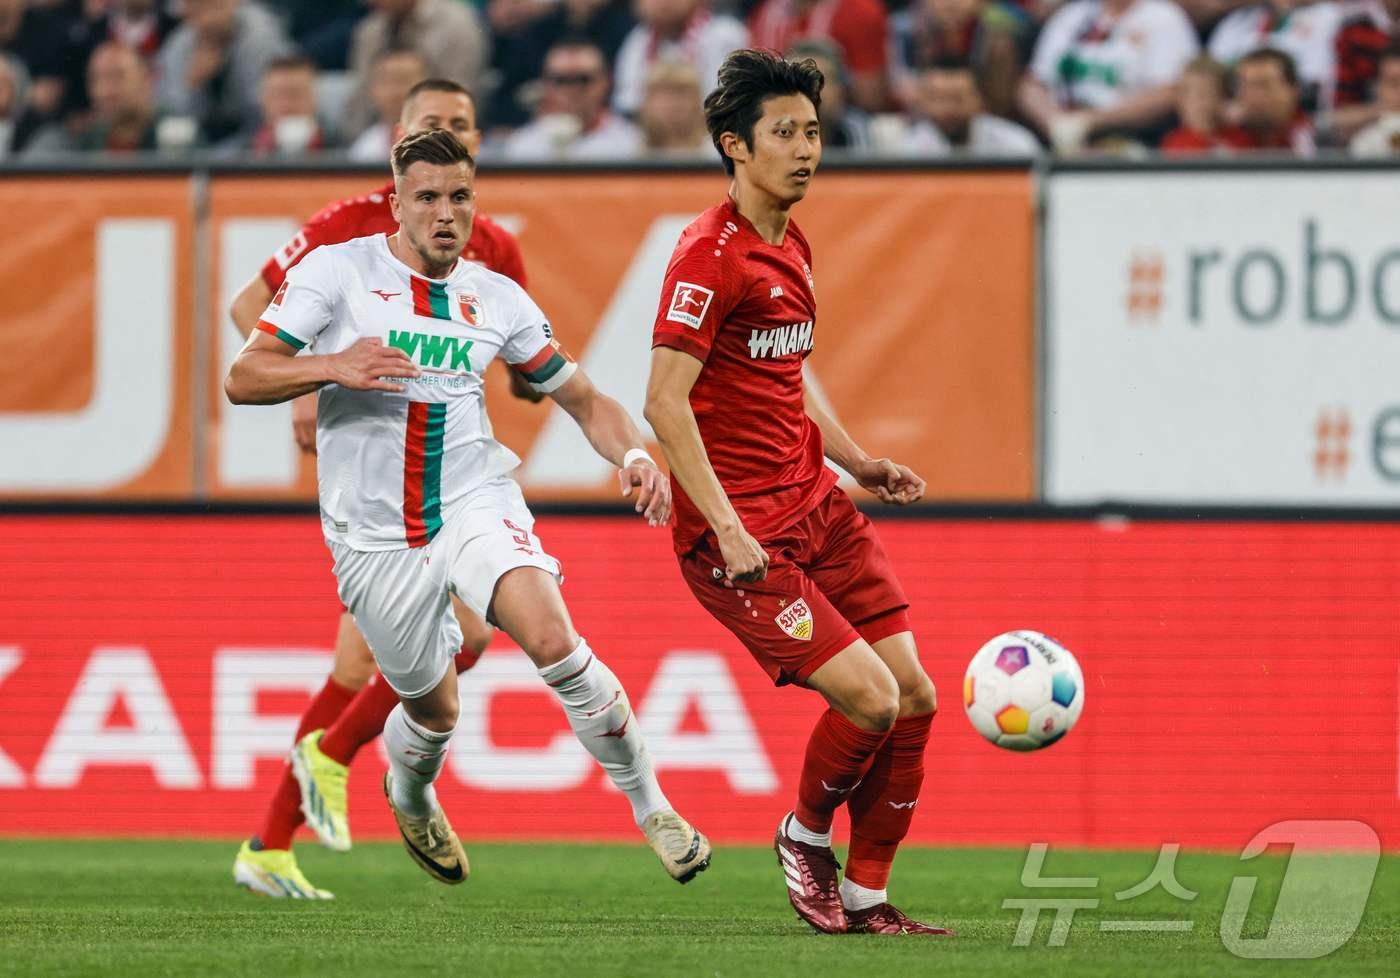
[328,477,561,698]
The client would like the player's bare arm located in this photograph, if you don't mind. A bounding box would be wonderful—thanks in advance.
[644,346,769,581]
[228,275,321,453]
[802,369,926,506]
[548,368,671,526]
[224,332,418,405]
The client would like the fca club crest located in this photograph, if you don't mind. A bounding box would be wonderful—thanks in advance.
[456,292,483,326]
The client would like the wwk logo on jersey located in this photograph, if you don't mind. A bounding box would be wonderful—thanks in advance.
[775,598,814,641]
[389,329,474,372]
[667,282,714,329]
[456,292,483,327]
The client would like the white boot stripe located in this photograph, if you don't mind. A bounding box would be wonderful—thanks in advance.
[783,864,802,885]
[777,845,798,867]
[784,876,804,895]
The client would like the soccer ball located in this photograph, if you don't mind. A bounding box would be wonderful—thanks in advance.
[963,630,1084,751]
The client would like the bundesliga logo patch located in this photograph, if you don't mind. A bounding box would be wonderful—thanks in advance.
[666,282,714,329]
[271,281,289,308]
[775,598,814,642]
[456,292,483,327]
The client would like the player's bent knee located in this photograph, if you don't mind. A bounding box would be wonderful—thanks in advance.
[848,687,900,733]
[522,626,579,668]
[902,676,938,718]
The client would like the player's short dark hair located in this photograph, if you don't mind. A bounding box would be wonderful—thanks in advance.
[402,77,478,119]
[703,49,823,176]
[391,127,474,178]
[264,52,317,76]
[1238,47,1298,87]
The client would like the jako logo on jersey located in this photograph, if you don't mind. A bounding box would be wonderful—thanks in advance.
[271,281,289,307]
[388,330,473,371]
[748,322,814,359]
[769,285,784,299]
[775,597,814,641]
[666,282,714,329]
[456,292,483,326]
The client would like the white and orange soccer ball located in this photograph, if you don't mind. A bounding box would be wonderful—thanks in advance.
[963,630,1084,751]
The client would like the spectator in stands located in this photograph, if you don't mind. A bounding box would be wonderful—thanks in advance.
[1018,0,1199,154]
[1160,55,1230,153]
[907,56,1040,154]
[280,0,364,71]
[25,41,163,154]
[788,38,871,149]
[154,0,292,145]
[346,0,487,135]
[1349,42,1400,154]
[1208,0,1341,112]
[748,0,891,111]
[501,37,640,159]
[0,0,74,119]
[1332,0,1400,139]
[235,53,327,156]
[488,0,635,129]
[63,0,179,116]
[887,0,1033,117]
[638,58,711,156]
[613,0,748,118]
[348,48,426,161]
[0,50,42,156]
[1218,47,1316,152]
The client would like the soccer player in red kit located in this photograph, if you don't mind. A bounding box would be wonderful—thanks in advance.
[644,50,949,936]
[227,79,539,898]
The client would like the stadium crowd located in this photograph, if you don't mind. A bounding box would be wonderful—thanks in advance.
[1,0,1398,160]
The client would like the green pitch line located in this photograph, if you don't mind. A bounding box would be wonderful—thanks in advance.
[0,841,1396,978]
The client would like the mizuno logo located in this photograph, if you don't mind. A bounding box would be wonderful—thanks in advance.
[598,709,632,739]
[371,289,401,301]
[888,800,918,810]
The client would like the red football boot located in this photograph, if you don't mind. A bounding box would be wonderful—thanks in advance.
[846,903,956,936]
[774,813,846,934]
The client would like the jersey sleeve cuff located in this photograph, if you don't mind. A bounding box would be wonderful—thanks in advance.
[652,330,710,363]
[255,319,309,351]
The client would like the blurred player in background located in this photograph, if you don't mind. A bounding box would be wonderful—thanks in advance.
[227,78,541,898]
[644,50,946,936]
[227,128,711,895]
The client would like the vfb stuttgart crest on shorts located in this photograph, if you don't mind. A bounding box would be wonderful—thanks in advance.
[775,598,814,642]
[456,292,483,326]
[666,282,714,329]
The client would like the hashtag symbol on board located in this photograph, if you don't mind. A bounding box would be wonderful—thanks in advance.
[1126,253,1165,323]
[1314,408,1350,481]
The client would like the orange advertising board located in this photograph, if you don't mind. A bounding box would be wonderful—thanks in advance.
[1,169,1033,502]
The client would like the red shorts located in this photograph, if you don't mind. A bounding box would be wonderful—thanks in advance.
[679,486,910,686]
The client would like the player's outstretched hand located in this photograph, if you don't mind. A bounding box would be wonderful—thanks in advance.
[327,337,419,393]
[619,459,672,527]
[291,392,318,456]
[856,458,927,506]
[717,524,769,583]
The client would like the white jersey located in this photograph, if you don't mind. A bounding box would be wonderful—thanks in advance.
[1030,0,1199,110]
[1208,3,1343,93]
[255,232,577,551]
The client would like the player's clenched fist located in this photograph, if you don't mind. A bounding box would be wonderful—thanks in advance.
[327,337,419,393]
[854,457,926,506]
[619,460,672,527]
[717,524,769,583]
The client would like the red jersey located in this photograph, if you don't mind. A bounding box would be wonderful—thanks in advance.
[259,182,527,291]
[652,197,837,555]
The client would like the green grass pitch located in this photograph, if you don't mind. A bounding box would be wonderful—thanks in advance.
[1,840,1396,978]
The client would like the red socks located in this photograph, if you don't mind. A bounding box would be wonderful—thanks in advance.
[255,677,356,850]
[795,708,892,833]
[845,711,934,889]
[319,645,483,766]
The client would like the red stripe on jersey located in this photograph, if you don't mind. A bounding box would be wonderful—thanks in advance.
[403,402,430,548]
[411,277,434,319]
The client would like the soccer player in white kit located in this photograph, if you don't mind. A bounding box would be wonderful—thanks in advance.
[224,128,711,887]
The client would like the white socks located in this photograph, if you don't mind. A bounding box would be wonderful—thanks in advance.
[538,639,671,826]
[383,703,454,818]
[840,877,888,912]
[784,813,832,849]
